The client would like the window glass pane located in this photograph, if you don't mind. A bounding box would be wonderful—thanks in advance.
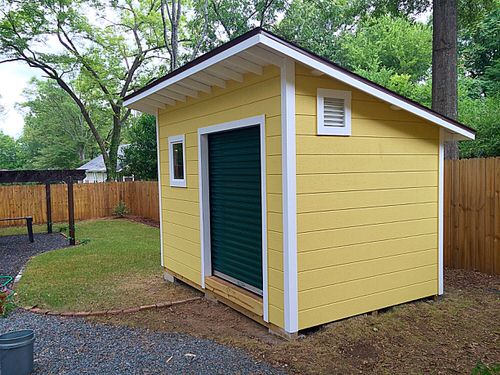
[172,142,184,179]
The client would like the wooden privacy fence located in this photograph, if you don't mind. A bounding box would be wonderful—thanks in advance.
[444,157,500,275]
[0,181,159,227]
[1,159,499,274]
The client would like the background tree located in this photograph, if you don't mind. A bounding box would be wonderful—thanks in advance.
[17,79,104,169]
[0,131,19,169]
[201,0,286,44]
[0,0,165,179]
[122,114,157,180]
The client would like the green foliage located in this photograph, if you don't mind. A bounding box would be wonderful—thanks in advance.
[471,361,500,375]
[113,201,129,217]
[0,289,15,318]
[122,114,158,180]
[17,79,102,169]
[336,15,433,103]
[0,0,164,178]
[200,0,287,43]
[458,94,500,158]
[0,131,20,169]
[280,11,433,103]
[460,3,500,96]
[277,0,359,61]
[337,16,432,82]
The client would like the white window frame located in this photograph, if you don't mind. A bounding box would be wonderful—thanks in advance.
[168,134,186,187]
[317,88,352,136]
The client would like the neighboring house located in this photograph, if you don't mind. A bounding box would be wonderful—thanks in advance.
[78,144,133,183]
[124,28,475,337]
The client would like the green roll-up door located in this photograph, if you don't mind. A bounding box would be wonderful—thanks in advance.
[208,125,262,293]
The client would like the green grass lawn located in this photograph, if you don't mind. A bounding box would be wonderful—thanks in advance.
[0,223,66,237]
[15,219,198,311]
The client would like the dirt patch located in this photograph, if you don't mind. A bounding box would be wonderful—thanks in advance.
[93,268,500,374]
[123,215,160,228]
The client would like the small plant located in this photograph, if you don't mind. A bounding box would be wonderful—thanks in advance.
[113,201,129,217]
[0,288,15,318]
[78,238,91,245]
[472,362,500,375]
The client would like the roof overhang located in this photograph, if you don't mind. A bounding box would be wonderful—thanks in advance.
[124,28,475,141]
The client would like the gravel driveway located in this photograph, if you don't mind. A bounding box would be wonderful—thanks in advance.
[0,233,68,282]
[0,310,282,374]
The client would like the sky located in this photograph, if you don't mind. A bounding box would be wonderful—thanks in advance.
[0,62,43,138]
[0,8,432,141]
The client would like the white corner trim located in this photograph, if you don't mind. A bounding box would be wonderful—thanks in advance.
[155,110,164,268]
[281,58,298,333]
[260,35,475,140]
[317,88,352,136]
[168,134,187,188]
[124,35,262,107]
[438,129,444,295]
[198,115,269,322]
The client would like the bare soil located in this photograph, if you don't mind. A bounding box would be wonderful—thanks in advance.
[93,269,500,374]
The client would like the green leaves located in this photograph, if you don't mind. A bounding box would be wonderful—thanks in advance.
[122,114,158,180]
[0,131,20,169]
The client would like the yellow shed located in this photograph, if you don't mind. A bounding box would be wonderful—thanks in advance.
[124,28,476,336]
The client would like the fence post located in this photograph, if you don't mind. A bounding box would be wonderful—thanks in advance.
[67,178,76,246]
[46,183,52,234]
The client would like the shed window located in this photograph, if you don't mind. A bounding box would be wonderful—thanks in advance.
[317,88,352,136]
[168,135,186,187]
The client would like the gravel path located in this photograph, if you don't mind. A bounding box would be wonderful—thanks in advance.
[0,310,282,374]
[0,233,68,281]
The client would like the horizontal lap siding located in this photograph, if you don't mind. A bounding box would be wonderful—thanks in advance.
[295,65,439,329]
[158,66,284,327]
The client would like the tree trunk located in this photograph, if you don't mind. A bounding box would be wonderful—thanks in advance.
[106,110,122,181]
[432,0,459,159]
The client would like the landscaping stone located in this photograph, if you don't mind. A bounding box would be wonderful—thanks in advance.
[1,310,282,374]
[0,233,69,283]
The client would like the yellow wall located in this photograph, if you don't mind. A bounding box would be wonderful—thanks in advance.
[295,64,439,330]
[158,65,285,328]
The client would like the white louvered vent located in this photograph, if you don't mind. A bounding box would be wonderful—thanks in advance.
[317,88,352,136]
[323,97,345,128]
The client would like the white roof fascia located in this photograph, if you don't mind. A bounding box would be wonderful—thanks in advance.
[123,34,263,107]
[259,35,475,140]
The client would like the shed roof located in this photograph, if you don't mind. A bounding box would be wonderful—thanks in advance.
[124,28,475,140]
[78,144,128,173]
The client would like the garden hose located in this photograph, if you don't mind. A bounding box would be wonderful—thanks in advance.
[0,276,13,288]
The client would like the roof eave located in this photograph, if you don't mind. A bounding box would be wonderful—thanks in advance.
[124,28,475,141]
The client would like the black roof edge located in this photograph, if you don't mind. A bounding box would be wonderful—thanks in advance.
[124,27,476,136]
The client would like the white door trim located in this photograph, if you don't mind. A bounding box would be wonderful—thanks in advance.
[281,58,298,333]
[198,114,269,322]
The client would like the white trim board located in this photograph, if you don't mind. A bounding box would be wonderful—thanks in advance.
[281,58,298,333]
[438,129,445,295]
[197,115,269,323]
[155,110,164,268]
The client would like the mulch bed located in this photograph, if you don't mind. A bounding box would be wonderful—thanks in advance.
[0,233,69,283]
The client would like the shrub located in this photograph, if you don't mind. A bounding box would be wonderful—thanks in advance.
[113,201,129,217]
[0,289,15,317]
